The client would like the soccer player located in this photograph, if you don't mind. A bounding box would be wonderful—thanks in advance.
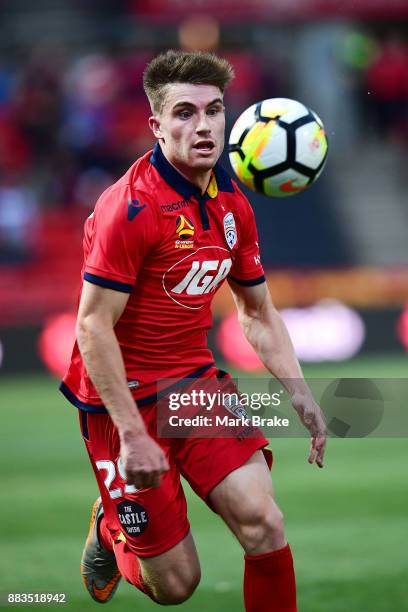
[60,50,326,611]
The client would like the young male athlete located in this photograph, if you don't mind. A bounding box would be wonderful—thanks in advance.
[61,50,326,611]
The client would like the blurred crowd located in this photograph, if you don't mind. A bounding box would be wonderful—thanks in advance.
[0,46,153,261]
[0,22,407,264]
[341,31,408,143]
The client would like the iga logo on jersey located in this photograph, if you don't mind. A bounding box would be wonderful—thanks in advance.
[171,259,232,295]
[163,247,233,309]
[223,212,237,249]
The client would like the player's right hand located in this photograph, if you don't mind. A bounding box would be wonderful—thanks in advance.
[120,432,169,489]
[291,393,327,468]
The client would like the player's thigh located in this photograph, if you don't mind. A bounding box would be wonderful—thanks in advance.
[139,530,201,599]
[209,449,274,509]
[210,449,273,501]
[208,450,284,548]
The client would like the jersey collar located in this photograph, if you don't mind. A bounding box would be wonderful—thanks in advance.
[150,142,234,201]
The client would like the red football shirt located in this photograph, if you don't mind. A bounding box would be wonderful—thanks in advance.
[61,144,265,411]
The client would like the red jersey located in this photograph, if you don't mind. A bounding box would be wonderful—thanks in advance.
[61,144,265,411]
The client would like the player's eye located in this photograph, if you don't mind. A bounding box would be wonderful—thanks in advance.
[178,110,192,119]
[207,106,221,116]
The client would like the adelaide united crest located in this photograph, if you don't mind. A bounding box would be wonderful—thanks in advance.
[223,212,237,249]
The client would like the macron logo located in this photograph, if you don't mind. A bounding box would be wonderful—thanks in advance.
[127,198,147,221]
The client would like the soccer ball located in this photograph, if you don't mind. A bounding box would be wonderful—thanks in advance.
[228,98,328,197]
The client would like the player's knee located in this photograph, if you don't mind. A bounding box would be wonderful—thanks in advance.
[151,568,201,605]
[237,498,285,554]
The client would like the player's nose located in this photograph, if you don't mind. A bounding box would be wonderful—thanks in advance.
[196,111,211,133]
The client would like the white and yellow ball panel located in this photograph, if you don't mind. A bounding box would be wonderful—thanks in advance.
[295,122,328,170]
[229,104,257,144]
[263,168,310,198]
[229,150,256,191]
[245,122,287,170]
[260,98,309,124]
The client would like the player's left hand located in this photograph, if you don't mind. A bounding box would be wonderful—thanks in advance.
[291,393,327,468]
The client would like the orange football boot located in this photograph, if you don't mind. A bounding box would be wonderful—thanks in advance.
[80,498,122,604]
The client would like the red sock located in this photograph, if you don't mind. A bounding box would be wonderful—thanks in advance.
[112,540,153,597]
[98,515,114,552]
[244,544,297,612]
[98,516,155,599]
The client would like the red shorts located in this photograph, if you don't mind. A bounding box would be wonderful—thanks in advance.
[79,379,272,558]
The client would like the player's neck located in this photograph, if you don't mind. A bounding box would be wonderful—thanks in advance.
[163,153,212,196]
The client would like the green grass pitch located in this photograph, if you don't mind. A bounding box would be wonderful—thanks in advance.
[0,355,407,611]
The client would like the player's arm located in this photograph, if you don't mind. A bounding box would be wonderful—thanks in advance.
[228,279,326,467]
[76,280,169,488]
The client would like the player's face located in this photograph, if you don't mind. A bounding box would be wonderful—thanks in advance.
[150,83,225,181]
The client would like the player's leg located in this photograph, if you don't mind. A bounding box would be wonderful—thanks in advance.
[173,370,296,611]
[85,497,201,605]
[176,423,296,612]
[208,450,284,553]
[110,529,201,605]
[79,410,201,605]
[209,450,296,612]
[134,532,201,604]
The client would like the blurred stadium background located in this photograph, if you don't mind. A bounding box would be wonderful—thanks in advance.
[0,1,407,611]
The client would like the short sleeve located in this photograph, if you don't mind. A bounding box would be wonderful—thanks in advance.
[229,198,265,287]
[84,185,158,293]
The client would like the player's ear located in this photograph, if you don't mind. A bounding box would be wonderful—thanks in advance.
[149,116,163,139]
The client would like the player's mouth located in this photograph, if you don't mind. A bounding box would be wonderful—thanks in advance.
[193,140,215,153]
